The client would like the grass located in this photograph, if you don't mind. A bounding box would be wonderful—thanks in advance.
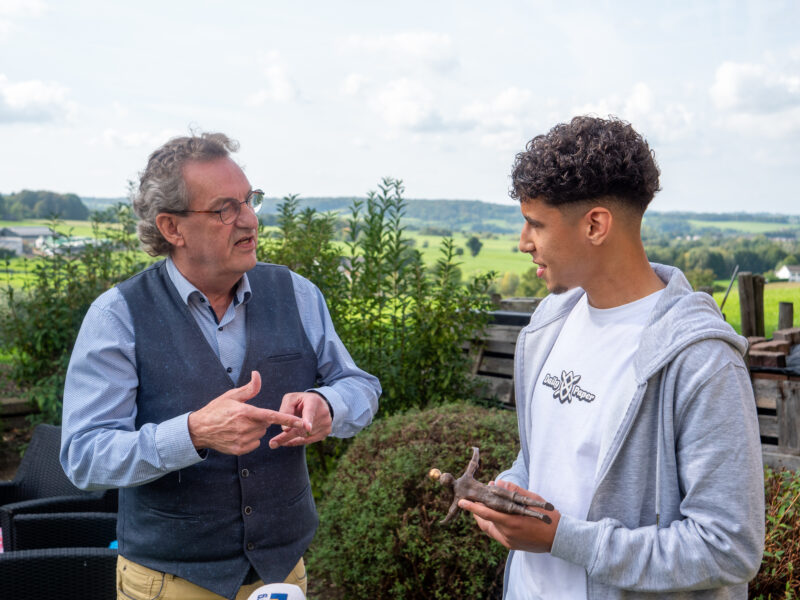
[713,282,800,337]
[409,231,528,280]
[0,219,102,237]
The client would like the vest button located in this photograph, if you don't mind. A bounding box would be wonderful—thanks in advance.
[226,367,232,373]
[244,506,253,515]
[246,542,254,551]
[241,468,249,478]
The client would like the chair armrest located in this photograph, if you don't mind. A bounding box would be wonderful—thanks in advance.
[10,512,118,551]
[0,481,21,506]
[0,547,118,600]
[0,493,114,550]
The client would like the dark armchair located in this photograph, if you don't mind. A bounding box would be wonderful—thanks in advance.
[0,424,117,551]
[0,547,118,600]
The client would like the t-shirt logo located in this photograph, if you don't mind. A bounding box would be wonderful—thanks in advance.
[542,370,596,404]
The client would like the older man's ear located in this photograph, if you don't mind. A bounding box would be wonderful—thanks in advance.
[155,213,184,248]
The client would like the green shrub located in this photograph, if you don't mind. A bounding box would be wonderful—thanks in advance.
[0,206,148,423]
[259,178,495,417]
[308,403,519,599]
[751,467,800,599]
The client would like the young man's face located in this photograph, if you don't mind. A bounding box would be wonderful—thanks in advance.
[518,197,589,295]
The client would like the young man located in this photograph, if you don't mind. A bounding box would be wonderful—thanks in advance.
[459,116,764,599]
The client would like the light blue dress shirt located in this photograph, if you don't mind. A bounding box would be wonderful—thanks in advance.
[60,257,381,490]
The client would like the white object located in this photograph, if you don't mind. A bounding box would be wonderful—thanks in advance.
[246,583,306,600]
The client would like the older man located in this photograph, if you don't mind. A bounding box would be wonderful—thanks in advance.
[61,133,380,600]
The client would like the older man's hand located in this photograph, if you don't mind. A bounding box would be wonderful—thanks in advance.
[268,392,333,448]
[187,371,304,455]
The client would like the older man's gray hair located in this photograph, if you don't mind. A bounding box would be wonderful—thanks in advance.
[133,132,240,256]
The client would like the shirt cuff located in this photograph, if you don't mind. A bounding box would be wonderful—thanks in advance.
[308,386,345,433]
[154,412,206,471]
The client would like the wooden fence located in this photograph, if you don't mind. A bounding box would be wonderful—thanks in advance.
[472,307,800,471]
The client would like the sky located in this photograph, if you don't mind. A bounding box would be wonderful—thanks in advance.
[1,0,799,213]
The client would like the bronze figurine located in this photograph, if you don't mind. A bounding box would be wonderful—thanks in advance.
[429,447,554,524]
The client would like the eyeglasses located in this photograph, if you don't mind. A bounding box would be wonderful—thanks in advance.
[170,189,264,224]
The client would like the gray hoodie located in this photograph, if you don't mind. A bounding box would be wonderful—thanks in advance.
[499,264,764,599]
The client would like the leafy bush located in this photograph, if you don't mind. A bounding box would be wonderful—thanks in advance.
[0,205,149,423]
[259,178,495,416]
[751,467,800,599]
[308,403,518,599]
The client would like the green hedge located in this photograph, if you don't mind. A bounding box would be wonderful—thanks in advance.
[308,403,518,599]
[751,467,800,598]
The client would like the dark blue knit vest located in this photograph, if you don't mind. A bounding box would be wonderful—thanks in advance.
[116,261,318,600]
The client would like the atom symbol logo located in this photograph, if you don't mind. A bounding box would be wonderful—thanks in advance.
[554,370,581,403]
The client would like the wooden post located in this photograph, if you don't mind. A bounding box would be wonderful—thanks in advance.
[754,274,765,338]
[738,272,756,337]
[778,302,794,331]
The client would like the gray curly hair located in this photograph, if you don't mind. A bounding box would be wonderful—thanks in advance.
[133,132,240,256]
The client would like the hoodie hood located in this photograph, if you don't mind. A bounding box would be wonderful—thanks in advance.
[634,263,747,383]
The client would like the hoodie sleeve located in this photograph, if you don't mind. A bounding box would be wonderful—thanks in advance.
[497,449,529,488]
[551,348,765,592]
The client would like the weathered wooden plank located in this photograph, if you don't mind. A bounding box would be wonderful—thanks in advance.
[753,377,781,410]
[748,351,787,368]
[777,380,800,454]
[477,355,515,377]
[473,374,514,404]
[772,327,800,345]
[758,414,779,439]
[482,325,525,344]
[0,396,33,417]
[778,302,794,332]
[762,444,800,471]
[739,273,756,338]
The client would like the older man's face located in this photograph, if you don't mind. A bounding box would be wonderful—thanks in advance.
[176,157,259,290]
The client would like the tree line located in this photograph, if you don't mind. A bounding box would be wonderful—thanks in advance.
[0,190,89,221]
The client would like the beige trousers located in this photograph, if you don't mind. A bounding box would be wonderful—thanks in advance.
[116,554,307,600]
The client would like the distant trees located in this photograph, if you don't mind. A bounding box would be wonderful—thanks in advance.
[0,190,89,220]
[466,236,483,257]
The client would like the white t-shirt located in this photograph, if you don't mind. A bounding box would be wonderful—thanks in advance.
[506,289,663,600]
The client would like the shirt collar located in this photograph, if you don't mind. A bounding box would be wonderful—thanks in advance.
[165,256,252,307]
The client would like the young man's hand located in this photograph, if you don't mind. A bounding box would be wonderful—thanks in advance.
[458,480,561,553]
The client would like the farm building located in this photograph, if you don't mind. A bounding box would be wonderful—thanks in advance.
[776,264,800,282]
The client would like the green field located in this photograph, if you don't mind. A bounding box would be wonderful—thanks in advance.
[409,231,528,280]
[0,219,104,237]
[713,281,800,337]
[688,219,800,234]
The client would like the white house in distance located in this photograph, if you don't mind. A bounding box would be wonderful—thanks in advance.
[776,264,800,282]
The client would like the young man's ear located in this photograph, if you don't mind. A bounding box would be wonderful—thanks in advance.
[584,206,612,246]
[155,213,185,248]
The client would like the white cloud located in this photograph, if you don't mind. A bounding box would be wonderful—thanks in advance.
[340,73,364,96]
[710,61,800,114]
[710,58,800,138]
[96,128,181,149]
[372,78,436,129]
[0,74,73,123]
[573,83,693,142]
[0,0,46,17]
[0,0,46,41]
[370,78,472,133]
[460,87,532,133]
[343,31,458,73]
[245,51,298,106]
